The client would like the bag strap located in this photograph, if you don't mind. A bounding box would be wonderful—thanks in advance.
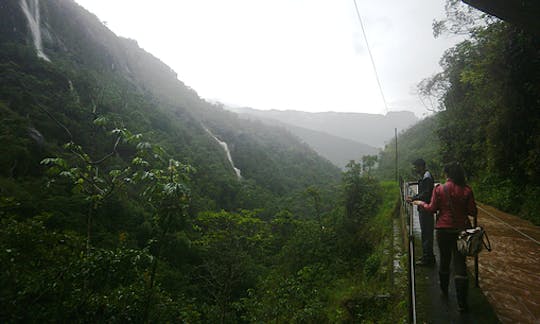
[482,228,492,252]
[443,184,457,227]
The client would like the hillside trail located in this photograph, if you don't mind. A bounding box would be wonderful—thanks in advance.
[472,203,540,323]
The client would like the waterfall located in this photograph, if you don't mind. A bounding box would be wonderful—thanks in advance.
[204,127,242,179]
[20,0,50,62]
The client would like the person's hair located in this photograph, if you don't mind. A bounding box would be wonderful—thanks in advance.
[444,162,466,186]
[412,158,426,167]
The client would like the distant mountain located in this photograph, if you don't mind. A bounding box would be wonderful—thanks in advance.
[287,125,380,169]
[231,110,379,168]
[228,107,418,148]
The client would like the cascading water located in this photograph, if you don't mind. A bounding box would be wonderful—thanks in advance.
[20,0,50,62]
[204,127,242,179]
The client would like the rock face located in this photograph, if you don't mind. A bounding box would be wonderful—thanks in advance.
[19,0,50,61]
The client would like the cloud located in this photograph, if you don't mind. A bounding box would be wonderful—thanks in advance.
[74,0,463,117]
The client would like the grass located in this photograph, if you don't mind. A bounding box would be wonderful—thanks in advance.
[327,180,407,322]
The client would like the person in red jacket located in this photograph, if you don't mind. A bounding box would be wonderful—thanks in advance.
[412,162,477,312]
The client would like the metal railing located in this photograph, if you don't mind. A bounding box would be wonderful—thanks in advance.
[399,177,417,324]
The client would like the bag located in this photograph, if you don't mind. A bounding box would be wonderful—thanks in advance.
[457,226,492,256]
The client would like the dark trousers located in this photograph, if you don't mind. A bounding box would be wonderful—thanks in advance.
[437,229,469,308]
[436,229,467,277]
[419,210,435,260]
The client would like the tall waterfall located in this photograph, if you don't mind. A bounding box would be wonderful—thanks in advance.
[204,127,242,179]
[20,0,50,62]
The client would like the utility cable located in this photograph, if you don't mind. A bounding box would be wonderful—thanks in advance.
[352,0,388,114]
[477,205,540,246]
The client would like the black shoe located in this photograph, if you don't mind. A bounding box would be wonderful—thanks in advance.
[455,277,469,313]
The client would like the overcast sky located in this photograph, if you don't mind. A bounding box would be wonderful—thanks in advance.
[74,0,464,117]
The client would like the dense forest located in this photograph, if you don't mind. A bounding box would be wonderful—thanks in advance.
[378,1,539,225]
[4,0,536,321]
[0,0,406,322]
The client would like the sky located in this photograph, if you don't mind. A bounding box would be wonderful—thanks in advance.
[73,0,464,117]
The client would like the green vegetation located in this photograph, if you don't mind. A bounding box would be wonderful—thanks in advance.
[378,1,539,225]
[377,114,443,182]
[239,175,404,323]
[1,133,403,322]
[0,0,407,321]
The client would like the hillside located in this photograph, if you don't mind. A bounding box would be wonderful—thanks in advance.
[228,106,418,148]
[0,1,407,321]
[231,109,379,168]
[286,124,380,169]
[377,114,442,181]
[0,0,341,212]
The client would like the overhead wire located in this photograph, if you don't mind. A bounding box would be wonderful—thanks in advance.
[477,205,540,246]
[352,0,389,114]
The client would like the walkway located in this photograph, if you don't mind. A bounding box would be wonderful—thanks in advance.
[411,205,499,323]
[403,183,540,323]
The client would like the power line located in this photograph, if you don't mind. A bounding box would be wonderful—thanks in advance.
[352,0,389,114]
[477,205,540,246]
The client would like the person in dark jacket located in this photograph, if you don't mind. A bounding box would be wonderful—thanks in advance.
[407,158,435,266]
[413,162,477,312]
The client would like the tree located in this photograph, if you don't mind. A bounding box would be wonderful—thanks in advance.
[40,118,195,321]
[362,155,378,175]
[417,1,540,223]
[192,210,269,322]
[432,0,496,37]
[343,161,381,226]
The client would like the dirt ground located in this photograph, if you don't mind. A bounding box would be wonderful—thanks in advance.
[471,203,540,323]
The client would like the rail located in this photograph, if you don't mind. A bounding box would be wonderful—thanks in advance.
[399,177,417,324]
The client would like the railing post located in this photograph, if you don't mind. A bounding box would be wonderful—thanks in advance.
[395,128,398,182]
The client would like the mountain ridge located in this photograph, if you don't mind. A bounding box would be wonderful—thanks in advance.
[227,106,418,148]
[229,107,380,168]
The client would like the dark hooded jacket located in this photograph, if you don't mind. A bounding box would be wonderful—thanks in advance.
[413,170,434,204]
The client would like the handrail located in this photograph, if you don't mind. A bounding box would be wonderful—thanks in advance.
[400,178,417,324]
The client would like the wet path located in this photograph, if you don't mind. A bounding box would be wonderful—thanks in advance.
[411,205,499,323]
[403,183,540,322]
[472,203,540,323]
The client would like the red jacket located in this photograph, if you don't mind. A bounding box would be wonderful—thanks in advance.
[418,179,477,229]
